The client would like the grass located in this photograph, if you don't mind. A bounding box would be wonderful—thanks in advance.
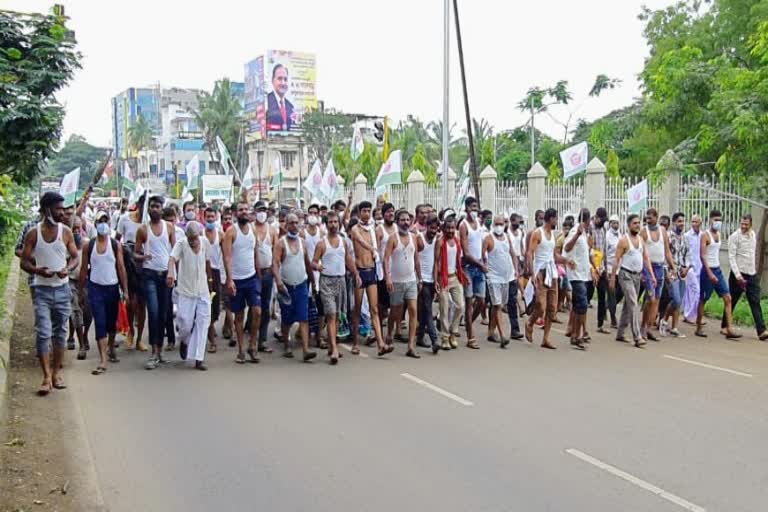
[703,295,768,327]
[0,226,20,320]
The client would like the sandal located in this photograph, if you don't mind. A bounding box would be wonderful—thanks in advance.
[282,351,294,359]
[77,348,87,361]
[466,339,480,350]
[37,381,52,396]
[246,348,260,363]
[52,376,67,389]
[91,366,107,376]
[406,349,421,359]
[235,352,246,364]
[207,344,217,354]
[108,351,120,363]
[351,346,361,355]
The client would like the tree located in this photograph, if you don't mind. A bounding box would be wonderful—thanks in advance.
[194,78,243,172]
[45,134,109,184]
[0,9,81,184]
[301,107,355,165]
[127,115,153,157]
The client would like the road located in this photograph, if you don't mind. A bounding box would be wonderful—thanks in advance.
[63,313,768,512]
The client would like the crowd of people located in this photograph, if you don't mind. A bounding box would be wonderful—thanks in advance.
[17,187,767,395]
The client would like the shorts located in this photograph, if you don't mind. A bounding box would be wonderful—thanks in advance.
[280,280,309,325]
[88,282,120,339]
[390,280,417,306]
[377,279,391,309]
[560,275,571,292]
[357,267,377,288]
[570,280,589,314]
[700,267,729,302]
[463,264,486,298]
[69,279,85,329]
[33,284,71,356]
[319,275,345,315]
[230,274,261,314]
[642,263,665,300]
[668,275,686,308]
[487,282,509,306]
[308,295,319,335]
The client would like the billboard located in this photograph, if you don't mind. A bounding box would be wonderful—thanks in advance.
[244,57,266,139]
[264,50,316,133]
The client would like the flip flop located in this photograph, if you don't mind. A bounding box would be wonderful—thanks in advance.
[235,352,246,364]
[91,367,107,376]
[406,349,421,359]
[207,344,217,354]
[76,349,87,360]
[52,378,67,390]
[37,382,52,396]
[351,346,361,355]
[246,348,260,363]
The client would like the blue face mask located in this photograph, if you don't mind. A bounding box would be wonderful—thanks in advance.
[287,231,299,239]
[96,223,110,236]
[206,222,216,231]
[74,234,82,246]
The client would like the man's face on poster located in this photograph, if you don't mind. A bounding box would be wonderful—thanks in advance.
[273,66,289,98]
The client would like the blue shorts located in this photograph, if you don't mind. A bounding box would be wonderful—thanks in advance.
[357,267,377,289]
[570,280,589,314]
[280,280,309,325]
[230,274,261,314]
[642,263,665,299]
[700,267,729,302]
[463,264,486,298]
[668,276,686,308]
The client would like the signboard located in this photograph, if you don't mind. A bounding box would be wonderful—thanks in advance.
[263,50,316,134]
[202,175,233,202]
[244,56,266,139]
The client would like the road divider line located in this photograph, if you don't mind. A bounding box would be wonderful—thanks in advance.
[400,373,474,406]
[663,354,753,378]
[340,343,369,358]
[565,449,706,512]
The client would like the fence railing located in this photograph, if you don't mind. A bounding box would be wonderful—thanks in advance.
[495,181,528,219]
[680,175,747,236]
[545,178,585,218]
[604,176,659,228]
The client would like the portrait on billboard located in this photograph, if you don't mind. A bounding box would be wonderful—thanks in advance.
[266,63,295,131]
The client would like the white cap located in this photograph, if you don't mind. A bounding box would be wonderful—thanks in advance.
[609,214,620,222]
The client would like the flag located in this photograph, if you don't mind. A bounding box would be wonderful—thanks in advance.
[271,154,283,187]
[216,136,232,176]
[374,150,402,189]
[60,167,80,207]
[454,173,471,211]
[304,159,324,199]
[350,124,364,161]
[242,163,254,190]
[320,159,339,202]
[186,155,200,190]
[560,141,588,180]
[139,188,150,225]
[627,179,648,214]
[181,186,194,203]
[122,161,135,192]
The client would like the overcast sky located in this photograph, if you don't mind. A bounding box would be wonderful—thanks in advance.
[8,0,674,147]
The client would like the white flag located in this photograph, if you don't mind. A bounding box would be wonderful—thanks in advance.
[627,179,649,214]
[60,167,80,207]
[304,159,324,199]
[350,124,364,161]
[560,141,588,180]
[320,159,339,202]
[271,155,283,187]
[374,150,403,189]
[216,136,232,176]
[242,163,254,190]
[186,155,200,190]
[122,161,135,192]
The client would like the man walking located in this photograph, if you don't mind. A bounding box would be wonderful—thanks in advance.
[252,200,278,352]
[610,214,655,348]
[482,214,516,348]
[601,215,623,330]
[640,208,676,341]
[724,214,767,340]
[80,210,129,376]
[168,222,213,371]
[415,214,441,353]
[20,192,80,395]
[204,208,225,353]
[459,197,485,349]
[660,212,690,338]
[434,218,466,350]
[563,209,594,350]
[273,213,317,362]
[683,215,703,324]
[383,209,422,358]
[376,202,396,341]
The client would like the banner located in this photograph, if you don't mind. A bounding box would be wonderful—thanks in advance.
[60,167,80,207]
[374,150,402,189]
[320,159,339,203]
[202,175,234,202]
[186,155,200,190]
[627,179,649,214]
[263,49,317,134]
[303,159,324,198]
[122,161,135,192]
[350,124,364,161]
[560,141,588,180]
[216,136,232,176]
[244,56,266,139]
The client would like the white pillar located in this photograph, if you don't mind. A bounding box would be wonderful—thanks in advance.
[527,162,547,215]
[479,165,497,212]
[585,157,606,214]
[407,169,425,212]
[354,173,368,205]
[657,150,682,215]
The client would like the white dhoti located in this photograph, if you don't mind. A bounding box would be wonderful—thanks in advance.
[176,294,211,363]
[683,270,700,321]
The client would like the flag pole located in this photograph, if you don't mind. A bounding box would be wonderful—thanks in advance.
[441,0,450,209]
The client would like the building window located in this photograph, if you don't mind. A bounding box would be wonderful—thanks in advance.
[281,151,296,170]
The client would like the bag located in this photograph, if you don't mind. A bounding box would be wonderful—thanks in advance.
[116,300,129,334]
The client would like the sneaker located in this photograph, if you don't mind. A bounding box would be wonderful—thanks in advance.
[669,328,686,339]
[144,357,158,370]
[659,320,669,337]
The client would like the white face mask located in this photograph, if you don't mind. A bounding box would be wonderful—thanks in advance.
[307,215,318,226]
[255,211,267,224]
[184,211,196,221]
[492,225,504,236]
[470,211,478,221]
[712,221,722,232]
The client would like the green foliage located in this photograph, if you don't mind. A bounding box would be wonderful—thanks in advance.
[0,9,82,185]
[44,134,109,184]
[194,78,243,169]
[606,149,620,179]
[127,114,154,156]
[704,295,768,326]
[302,108,356,165]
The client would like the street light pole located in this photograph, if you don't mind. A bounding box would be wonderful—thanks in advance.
[441,0,450,208]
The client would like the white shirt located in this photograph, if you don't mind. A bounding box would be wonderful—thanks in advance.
[728,229,756,278]
[171,238,211,300]
[564,227,591,282]
[605,229,621,274]
[117,213,141,244]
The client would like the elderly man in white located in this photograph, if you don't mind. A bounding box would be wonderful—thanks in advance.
[167,221,214,370]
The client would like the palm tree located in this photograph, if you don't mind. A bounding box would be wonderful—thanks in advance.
[194,78,243,173]
[127,114,154,177]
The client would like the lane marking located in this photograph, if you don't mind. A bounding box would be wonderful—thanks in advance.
[663,354,753,378]
[400,373,474,406]
[566,449,706,512]
[340,343,369,358]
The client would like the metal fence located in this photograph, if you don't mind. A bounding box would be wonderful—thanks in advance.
[679,175,747,236]
[388,184,407,210]
[424,186,446,212]
[544,178,585,218]
[495,181,528,220]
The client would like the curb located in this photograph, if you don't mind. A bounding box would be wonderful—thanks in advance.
[0,256,21,414]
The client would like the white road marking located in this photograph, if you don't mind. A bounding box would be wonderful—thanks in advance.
[663,354,753,378]
[566,449,706,512]
[340,343,369,358]
[400,373,474,406]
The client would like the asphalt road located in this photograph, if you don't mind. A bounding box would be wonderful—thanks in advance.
[63,313,768,512]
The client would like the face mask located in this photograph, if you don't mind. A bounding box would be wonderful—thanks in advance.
[206,222,216,231]
[375,219,383,226]
[184,211,196,221]
[96,223,110,236]
[493,225,504,235]
[610,227,619,235]
[287,231,299,239]
[712,221,722,231]
[675,226,683,234]
[398,224,409,234]
[307,215,318,226]
[470,211,478,221]
[648,223,659,231]
[255,212,267,223]
[74,234,82,246]
[321,215,328,225]
[511,223,520,231]
[484,218,492,228]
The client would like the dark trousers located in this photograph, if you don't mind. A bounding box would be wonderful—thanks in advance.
[722,272,766,335]
[507,280,521,334]
[258,268,274,343]
[143,269,171,347]
[416,282,438,343]
[597,272,623,327]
